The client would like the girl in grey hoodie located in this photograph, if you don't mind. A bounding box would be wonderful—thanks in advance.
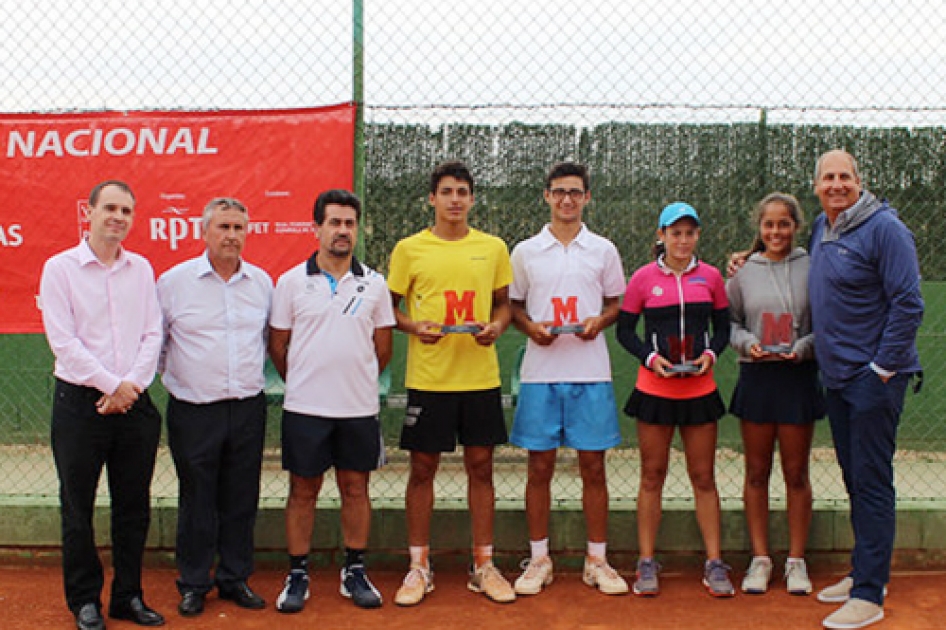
[726,192,826,598]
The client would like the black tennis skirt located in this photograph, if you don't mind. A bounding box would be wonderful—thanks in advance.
[624,388,726,427]
[729,360,826,425]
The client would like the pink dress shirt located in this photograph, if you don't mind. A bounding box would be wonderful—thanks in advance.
[39,240,162,396]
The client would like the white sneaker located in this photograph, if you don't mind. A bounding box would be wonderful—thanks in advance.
[741,556,773,594]
[817,576,887,604]
[818,576,854,603]
[467,562,516,603]
[582,558,629,595]
[394,564,434,606]
[785,559,812,595]
[514,556,553,595]
[823,598,884,629]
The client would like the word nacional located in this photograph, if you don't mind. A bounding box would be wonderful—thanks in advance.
[5,126,219,158]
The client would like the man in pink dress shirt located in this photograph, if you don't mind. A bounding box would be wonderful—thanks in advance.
[39,180,165,630]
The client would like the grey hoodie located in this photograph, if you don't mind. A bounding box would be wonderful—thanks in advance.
[726,247,815,362]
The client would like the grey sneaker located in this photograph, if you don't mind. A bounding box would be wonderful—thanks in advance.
[741,556,773,594]
[632,558,661,597]
[703,559,735,597]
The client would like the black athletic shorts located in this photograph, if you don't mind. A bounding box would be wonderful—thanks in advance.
[282,410,385,477]
[399,387,508,453]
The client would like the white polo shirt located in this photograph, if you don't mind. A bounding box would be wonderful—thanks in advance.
[270,254,396,418]
[157,253,273,403]
[510,224,625,383]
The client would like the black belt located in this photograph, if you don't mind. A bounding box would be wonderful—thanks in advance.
[56,378,152,405]
[55,378,103,402]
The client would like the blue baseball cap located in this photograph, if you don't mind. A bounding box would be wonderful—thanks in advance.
[658,202,701,228]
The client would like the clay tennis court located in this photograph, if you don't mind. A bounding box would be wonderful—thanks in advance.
[1,563,942,629]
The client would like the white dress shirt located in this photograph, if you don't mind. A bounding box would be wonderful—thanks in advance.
[157,253,273,403]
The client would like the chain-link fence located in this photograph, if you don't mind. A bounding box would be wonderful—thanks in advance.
[3,1,946,508]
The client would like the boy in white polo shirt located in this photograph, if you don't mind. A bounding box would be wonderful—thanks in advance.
[269,189,396,613]
[509,162,628,596]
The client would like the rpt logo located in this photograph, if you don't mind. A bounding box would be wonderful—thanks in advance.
[150,207,202,251]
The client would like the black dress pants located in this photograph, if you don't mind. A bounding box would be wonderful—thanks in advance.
[51,379,161,613]
[167,392,266,594]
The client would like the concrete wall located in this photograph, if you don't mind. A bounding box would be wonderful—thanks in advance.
[3,497,946,570]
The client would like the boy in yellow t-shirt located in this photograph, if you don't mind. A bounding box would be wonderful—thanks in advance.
[388,160,515,606]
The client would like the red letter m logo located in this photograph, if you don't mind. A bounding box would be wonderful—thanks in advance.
[761,312,793,346]
[551,296,579,326]
[444,290,476,325]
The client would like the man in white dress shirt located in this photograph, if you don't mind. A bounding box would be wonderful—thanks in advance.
[157,197,273,617]
[40,180,166,630]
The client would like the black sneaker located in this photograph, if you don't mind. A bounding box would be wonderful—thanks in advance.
[276,571,310,614]
[340,565,383,608]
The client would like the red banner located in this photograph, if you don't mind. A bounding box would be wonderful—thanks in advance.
[0,105,355,333]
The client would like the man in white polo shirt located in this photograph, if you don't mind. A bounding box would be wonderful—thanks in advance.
[509,162,628,596]
[157,197,273,617]
[269,189,395,614]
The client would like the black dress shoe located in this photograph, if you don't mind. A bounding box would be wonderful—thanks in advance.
[218,581,266,609]
[109,596,165,627]
[75,603,105,630]
[178,591,205,617]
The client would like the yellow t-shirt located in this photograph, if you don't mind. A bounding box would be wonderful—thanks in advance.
[388,228,513,392]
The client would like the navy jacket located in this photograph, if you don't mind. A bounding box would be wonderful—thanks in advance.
[808,192,923,389]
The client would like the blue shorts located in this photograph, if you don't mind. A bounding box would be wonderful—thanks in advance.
[510,382,622,451]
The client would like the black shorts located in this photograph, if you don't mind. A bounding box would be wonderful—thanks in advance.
[399,388,508,453]
[281,410,385,477]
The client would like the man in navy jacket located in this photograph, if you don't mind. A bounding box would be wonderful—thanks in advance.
[810,150,924,630]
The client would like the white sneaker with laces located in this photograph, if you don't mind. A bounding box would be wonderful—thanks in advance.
[467,562,516,603]
[785,559,812,595]
[394,564,434,606]
[582,558,629,595]
[514,556,553,595]
[741,556,773,594]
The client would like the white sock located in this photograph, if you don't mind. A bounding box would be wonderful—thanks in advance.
[587,541,607,560]
[409,545,429,568]
[530,538,549,560]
